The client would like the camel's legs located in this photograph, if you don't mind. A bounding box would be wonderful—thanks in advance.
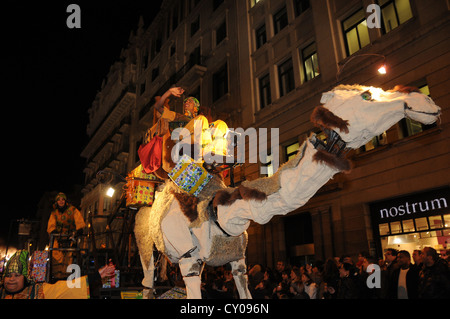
[140,253,155,299]
[161,200,203,299]
[230,258,252,299]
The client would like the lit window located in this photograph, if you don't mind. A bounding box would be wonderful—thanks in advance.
[343,9,370,56]
[261,153,273,177]
[415,217,429,231]
[286,142,299,161]
[302,43,320,81]
[251,0,262,7]
[379,223,390,236]
[399,85,437,138]
[379,0,413,33]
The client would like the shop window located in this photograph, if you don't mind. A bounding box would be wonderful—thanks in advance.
[415,217,428,231]
[390,221,402,234]
[429,215,444,229]
[379,223,390,236]
[278,58,295,97]
[402,219,415,233]
[273,6,288,35]
[444,214,450,228]
[259,73,271,109]
[302,43,320,82]
[379,0,413,33]
[343,9,370,56]
[255,24,267,49]
[285,142,300,161]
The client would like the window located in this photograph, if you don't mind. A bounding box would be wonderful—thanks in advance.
[273,6,288,35]
[261,152,274,177]
[191,16,200,37]
[151,67,159,81]
[251,0,262,7]
[399,85,436,138]
[379,0,413,33]
[142,49,149,70]
[259,73,271,109]
[343,9,370,56]
[293,0,310,17]
[255,24,267,49]
[216,20,227,45]
[302,43,320,81]
[188,0,201,13]
[213,0,224,11]
[285,142,299,161]
[278,58,295,97]
[213,63,228,102]
[140,81,146,95]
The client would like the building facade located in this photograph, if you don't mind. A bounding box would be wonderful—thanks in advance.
[81,0,450,267]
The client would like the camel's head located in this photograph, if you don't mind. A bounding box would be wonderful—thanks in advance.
[311,84,441,149]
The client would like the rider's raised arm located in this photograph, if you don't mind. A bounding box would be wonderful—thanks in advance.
[154,87,185,114]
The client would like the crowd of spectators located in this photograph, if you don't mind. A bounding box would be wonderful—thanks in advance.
[196,247,450,299]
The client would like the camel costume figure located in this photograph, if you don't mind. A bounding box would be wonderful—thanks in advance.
[134,84,441,299]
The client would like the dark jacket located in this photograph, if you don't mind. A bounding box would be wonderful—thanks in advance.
[387,264,420,299]
[418,259,450,299]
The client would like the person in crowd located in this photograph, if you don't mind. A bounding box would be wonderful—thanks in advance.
[248,264,264,293]
[387,250,419,299]
[289,266,308,299]
[441,249,450,262]
[335,262,359,299]
[47,192,86,281]
[418,247,450,299]
[412,249,423,268]
[253,267,275,299]
[1,250,115,299]
[273,260,286,284]
[356,251,369,270]
[322,258,340,299]
[301,271,318,299]
[221,270,237,299]
[359,255,383,299]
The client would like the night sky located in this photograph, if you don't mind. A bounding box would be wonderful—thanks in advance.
[2,1,162,246]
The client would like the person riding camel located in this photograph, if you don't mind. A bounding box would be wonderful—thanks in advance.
[152,87,229,164]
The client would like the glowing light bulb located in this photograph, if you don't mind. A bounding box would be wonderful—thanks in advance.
[378,65,387,74]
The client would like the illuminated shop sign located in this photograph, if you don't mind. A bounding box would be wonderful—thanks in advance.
[370,187,450,223]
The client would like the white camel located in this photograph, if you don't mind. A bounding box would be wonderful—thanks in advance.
[134,84,441,299]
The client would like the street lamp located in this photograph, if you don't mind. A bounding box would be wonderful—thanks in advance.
[97,170,127,198]
[337,53,387,81]
[106,187,116,198]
